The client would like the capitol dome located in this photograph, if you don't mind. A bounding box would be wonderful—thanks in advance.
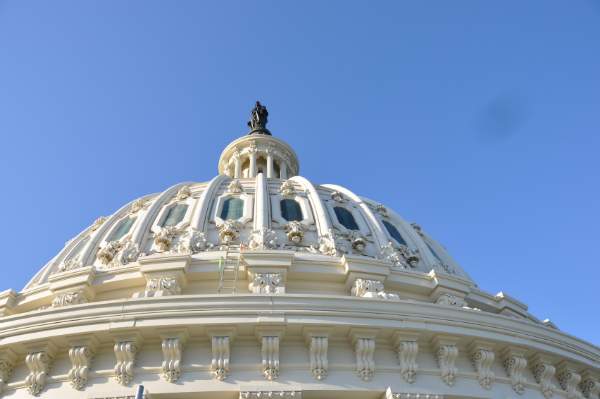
[0,102,598,399]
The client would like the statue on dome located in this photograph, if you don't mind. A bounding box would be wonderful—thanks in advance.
[247,101,271,135]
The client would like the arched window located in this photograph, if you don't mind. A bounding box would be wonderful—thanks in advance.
[382,220,407,246]
[220,197,244,220]
[280,199,303,221]
[334,206,359,230]
[108,217,136,241]
[161,204,188,227]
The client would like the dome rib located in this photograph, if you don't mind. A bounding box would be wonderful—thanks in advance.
[290,175,333,240]
[190,174,228,231]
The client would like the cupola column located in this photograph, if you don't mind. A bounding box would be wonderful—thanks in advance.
[249,152,257,178]
[266,151,274,178]
[234,156,241,178]
[281,162,288,179]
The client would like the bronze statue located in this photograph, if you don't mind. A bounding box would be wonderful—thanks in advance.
[248,101,271,135]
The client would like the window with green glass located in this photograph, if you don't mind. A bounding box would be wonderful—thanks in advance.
[382,220,407,246]
[161,204,188,227]
[108,217,136,241]
[280,199,303,221]
[334,206,359,230]
[220,197,244,220]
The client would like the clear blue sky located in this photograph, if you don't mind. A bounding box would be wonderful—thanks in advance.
[0,1,598,344]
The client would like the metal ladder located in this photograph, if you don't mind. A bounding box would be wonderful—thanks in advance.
[217,249,241,294]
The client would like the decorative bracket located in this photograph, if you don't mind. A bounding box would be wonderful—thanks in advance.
[208,328,235,381]
[160,331,188,383]
[24,342,56,396]
[433,336,458,386]
[503,347,528,395]
[531,354,556,398]
[0,349,16,395]
[67,336,99,390]
[557,361,583,399]
[256,327,284,381]
[303,328,331,381]
[393,332,419,384]
[469,341,495,390]
[350,329,377,381]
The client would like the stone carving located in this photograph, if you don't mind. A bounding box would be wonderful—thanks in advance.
[349,232,367,253]
[396,340,418,383]
[25,351,52,396]
[68,346,93,390]
[178,228,213,253]
[316,232,337,256]
[504,351,528,395]
[261,336,280,380]
[145,276,181,297]
[175,185,191,200]
[374,203,388,216]
[154,226,179,252]
[249,273,284,294]
[330,191,345,202]
[532,360,556,398]
[114,341,136,385]
[58,255,83,272]
[161,337,182,383]
[0,358,14,394]
[354,337,375,381]
[227,179,243,194]
[285,221,305,244]
[435,293,467,307]
[217,220,241,244]
[117,240,140,266]
[90,216,107,231]
[52,290,87,307]
[247,101,270,134]
[558,367,582,399]
[580,376,600,399]
[436,344,458,386]
[129,198,146,214]
[247,228,279,250]
[240,392,301,399]
[97,241,122,265]
[351,278,399,300]
[471,347,495,390]
[279,180,296,196]
[380,242,420,268]
[309,336,328,381]
[211,336,231,381]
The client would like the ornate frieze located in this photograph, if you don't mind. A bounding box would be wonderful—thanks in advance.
[435,293,467,307]
[240,392,302,399]
[351,278,399,300]
[308,336,328,381]
[178,228,212,253]
[395,338,419,383]
[279,180,296,196]
[470,343,495,390]
[379,242,419,268]
[175,185,191,200]
[249,273,284,294]
[0,350,16,395]
[247,228,279,250]
[354,337,375,381]
[154,226,179,252]
[161,337,182,383]
[144,275,181,297]
[227,179,244,194]
[580,374,600,399]
[211,336,231,380]
[531,356,556,399]
[434,339,458,386]
[25,351,53,396]
[114,341,137,385]
[261,336,280,380]
[68,345,94,390]
[557,363,583,399]
[503,348,528,395]
[285,221,305,244]
[52,290,87,307]
[217,220,241,244]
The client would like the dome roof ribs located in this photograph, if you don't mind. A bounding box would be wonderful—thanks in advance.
[190,174,228,232]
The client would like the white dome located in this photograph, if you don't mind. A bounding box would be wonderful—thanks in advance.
[0,103,598,399]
